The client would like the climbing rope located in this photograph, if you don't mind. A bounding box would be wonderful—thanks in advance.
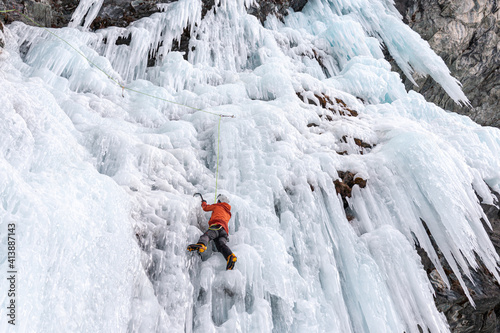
[214,115,222,202]
[2,7,232,197]
[5,8,233,118]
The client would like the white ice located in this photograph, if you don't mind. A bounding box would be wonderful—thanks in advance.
[69,0,104,30]
[1,0,499,332]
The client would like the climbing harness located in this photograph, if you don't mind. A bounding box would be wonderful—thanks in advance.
[2,7,232,197]
[208,224,223,231]
[208,224,228,242]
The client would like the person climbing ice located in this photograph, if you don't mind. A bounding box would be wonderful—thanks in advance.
[187,193,237,270]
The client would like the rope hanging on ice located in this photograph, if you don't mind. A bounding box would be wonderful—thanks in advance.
[214,115,222,202]
[4,8,235,118]
[3,7,232,197]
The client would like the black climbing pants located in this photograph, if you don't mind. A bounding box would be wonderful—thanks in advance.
[198,226,232,260]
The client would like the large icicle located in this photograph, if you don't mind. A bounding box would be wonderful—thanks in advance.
[68,0,104,30]
[305,0,469,105]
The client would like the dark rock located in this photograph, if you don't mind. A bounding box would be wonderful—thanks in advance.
[1,0,309,29]
[25,0,52,26]
[416,191,500,332]
[340,135,374,153]
[482,199,500,252]
[201,0,214,19]
[334,171,366,221]
[353,176,367,188]
[334,171,366,202]
[88,0,175,30]
[296,91,359,117]
[353,138,372,149]
[392,0,500,127]
[169,26,190,61]
[334,179,352,202]
[1,0,309,62]
[248,0,308,24]
[115,34,132,46]
[419,250,500,333]
[0,21,4,49]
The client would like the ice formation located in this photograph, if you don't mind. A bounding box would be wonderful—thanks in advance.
[1,0,499,332]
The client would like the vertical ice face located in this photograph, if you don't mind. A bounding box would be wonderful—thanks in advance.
[1,0,499,332]
[0,53,147,332]
[305,0,469,105]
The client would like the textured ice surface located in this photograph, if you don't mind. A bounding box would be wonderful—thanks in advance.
[68,0,104,30]
[1,0,499,332]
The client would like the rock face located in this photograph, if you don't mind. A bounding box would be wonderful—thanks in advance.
[390,2,500,324]
[393,0,500,127]
[0,0,308,60]
[1,0,54,26]
[416,195,500,333]
[0,0,308,28]
[248,0,308,23]
[0,22,4,50]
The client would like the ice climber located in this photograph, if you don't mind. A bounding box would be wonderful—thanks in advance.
[187,193,237,270]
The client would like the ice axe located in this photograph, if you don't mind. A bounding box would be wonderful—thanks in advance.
[193,193,205,202]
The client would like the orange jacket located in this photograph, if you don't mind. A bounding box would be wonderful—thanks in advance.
[202,201,232,233]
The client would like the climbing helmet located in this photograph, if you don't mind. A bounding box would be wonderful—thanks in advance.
[217,194,229,204]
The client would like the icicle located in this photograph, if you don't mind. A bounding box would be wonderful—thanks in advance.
[68,0,104,30]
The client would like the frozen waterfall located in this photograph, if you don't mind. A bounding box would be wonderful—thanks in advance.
[1,0,499,332]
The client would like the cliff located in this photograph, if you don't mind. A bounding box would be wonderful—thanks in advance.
[394,0,500,127]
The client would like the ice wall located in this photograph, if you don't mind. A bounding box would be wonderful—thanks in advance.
[1,0,499,332]
[0,49,153,332]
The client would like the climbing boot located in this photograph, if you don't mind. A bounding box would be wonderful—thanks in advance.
[226,253,237,270]
[187,243,207,253]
